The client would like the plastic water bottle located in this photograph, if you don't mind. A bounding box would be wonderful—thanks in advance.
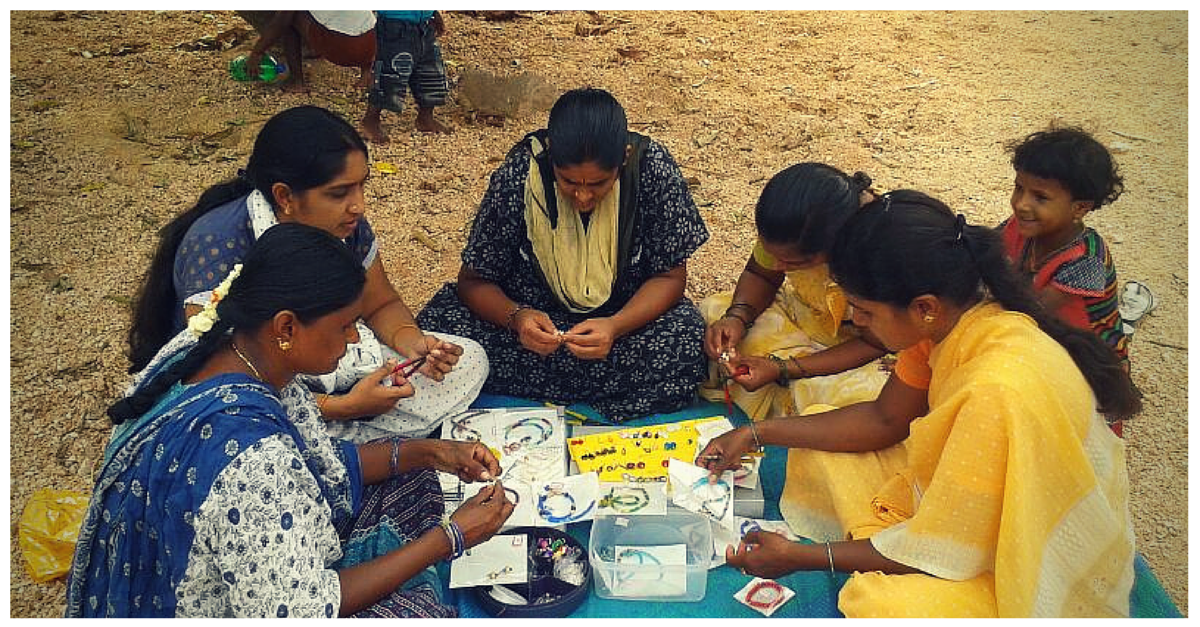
[228,54,286,83]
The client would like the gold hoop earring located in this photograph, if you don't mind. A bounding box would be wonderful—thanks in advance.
[277,338,292,352]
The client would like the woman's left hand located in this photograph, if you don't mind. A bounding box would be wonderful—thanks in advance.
[562,318,618,360]
[726,355,779,392]
[430,440,500,483]
[725,530,800,580]
[416,336,463,382]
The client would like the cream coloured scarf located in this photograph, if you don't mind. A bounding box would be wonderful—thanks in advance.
[524,137,620,313]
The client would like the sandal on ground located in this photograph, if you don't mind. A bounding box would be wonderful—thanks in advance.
[1118,280,1156,334]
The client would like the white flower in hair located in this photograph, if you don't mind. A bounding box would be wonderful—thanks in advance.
[187,263,243,337]
[186,314,214,336]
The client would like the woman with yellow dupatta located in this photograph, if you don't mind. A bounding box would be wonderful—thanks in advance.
[700,163,890,420]
[699,191,1141,617]
[417,88,709,420]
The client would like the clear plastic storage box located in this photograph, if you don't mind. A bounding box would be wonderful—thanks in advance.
[588,506,712,602]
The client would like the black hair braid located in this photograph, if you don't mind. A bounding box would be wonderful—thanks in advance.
[108,317,235,425]
[127,178,253,373]
[960,224,1142,419]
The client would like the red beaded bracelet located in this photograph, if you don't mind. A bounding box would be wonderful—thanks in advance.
[745,580,786,609]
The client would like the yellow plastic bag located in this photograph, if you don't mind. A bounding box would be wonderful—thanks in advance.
[19,488,89,583]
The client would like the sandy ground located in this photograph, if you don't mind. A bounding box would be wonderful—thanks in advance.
[7,10,1187,616]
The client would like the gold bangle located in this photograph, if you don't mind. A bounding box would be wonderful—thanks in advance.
[318,394,331,414]
[390,323,420,348]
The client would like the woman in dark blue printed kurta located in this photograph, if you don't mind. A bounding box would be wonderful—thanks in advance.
[417,88,710,420]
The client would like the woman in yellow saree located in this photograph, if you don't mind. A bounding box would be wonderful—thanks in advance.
[698,191,1142,617]
[699,163,890,420]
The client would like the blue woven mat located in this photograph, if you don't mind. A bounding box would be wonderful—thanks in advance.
[439,394,1180,618]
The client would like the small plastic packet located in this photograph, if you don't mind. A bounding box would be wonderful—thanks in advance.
[18,488,90,582]
[734,577,795,616]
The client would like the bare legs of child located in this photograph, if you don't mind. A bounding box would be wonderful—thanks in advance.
[415,107,451,134]
[361,104,388,144]
[361,105,450,144]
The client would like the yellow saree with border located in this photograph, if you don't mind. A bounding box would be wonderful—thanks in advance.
[780,302,1134,617]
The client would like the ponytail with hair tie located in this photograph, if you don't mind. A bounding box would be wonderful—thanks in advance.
[754,162,872,256]
[955,213,982,267]
[850,171,874,194]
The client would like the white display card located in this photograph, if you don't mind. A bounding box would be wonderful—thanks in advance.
[734,577,795,616]
[611,543,688,597]
[533,472,600,526]
[595,481,668,517]
[449,533,528,589]
[668,458,735,531]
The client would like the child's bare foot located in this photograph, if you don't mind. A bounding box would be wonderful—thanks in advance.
[361,116,389,144]
[416,108,452,134]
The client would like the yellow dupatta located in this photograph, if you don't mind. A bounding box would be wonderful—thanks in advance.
[523,135,620,313]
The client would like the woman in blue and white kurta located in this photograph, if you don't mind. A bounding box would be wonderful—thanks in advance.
[66,331,451,617]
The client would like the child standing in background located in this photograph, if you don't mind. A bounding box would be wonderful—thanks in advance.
[361,11,450,142]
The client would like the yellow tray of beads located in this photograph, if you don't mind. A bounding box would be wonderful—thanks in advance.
[566,416,725,483]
